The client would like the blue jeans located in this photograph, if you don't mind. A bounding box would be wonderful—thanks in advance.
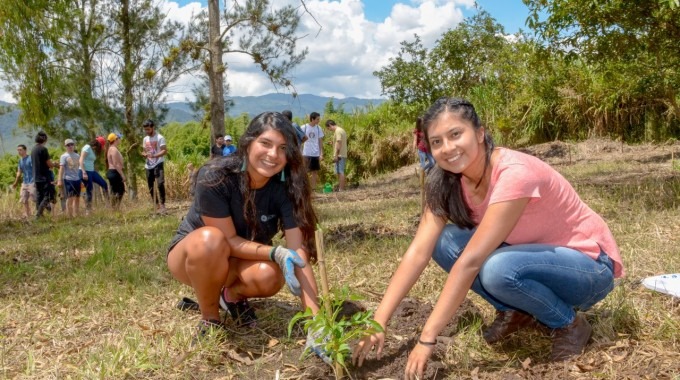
[80,170,108,208]
[432,225,615,328]
[417,151,434,171]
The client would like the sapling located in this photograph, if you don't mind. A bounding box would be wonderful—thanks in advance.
[288,287,383,379]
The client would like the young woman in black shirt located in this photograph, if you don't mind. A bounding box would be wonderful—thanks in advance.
[168,112,320,339]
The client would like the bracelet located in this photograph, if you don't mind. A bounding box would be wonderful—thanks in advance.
[269,246,277,262]
[417,338,436,346]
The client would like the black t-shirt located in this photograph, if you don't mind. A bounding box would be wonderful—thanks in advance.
[31,144,51,183]
[174,165,298,245]
[211,144,223,157]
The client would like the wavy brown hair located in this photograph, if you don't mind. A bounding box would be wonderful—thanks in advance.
[202,112,318,261]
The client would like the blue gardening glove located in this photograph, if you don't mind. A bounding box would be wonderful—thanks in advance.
[306,327,332,365]
[270,246,306,296]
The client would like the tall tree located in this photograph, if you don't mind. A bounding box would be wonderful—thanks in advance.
[109,0,192,195]
[53,0,113,138]
[0,0,71,134]
[373,35,437,109]
[191,0,309,140]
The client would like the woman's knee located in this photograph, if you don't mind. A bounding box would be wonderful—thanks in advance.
[432,225,474,272]
[185,227,229,264]
[478,253,516,292]
[246,261,284,296]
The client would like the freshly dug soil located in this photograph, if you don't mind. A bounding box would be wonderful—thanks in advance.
[299,297,481,379]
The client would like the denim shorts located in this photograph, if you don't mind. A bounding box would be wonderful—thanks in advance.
[335,157,346,174]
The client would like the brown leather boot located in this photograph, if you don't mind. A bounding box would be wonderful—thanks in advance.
[482,310,542,344]
[550,313,592,362]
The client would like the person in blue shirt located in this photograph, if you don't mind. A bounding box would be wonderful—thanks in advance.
[282,110,307,146]
[79,136,109,214]
[11,144,35,219]
[222,135,237,156]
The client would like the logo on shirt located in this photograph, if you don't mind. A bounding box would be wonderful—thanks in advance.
[260,214,276,222]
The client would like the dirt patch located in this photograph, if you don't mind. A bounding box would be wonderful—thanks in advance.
[324,222,416,245]
[296,297,481,379]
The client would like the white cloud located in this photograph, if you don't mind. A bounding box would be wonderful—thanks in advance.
[0,0,471,103]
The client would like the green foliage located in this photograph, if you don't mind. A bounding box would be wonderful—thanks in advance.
[287,287,383,376]
[522,0,680,142]
[324,98,345,116]
[0,153,19,190]
[0,0,72,133]
[161,121,211,162]
[317,102,417,189]
[374,3,680,145]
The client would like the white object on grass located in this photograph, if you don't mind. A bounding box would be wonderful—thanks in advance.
[641,274,680,298]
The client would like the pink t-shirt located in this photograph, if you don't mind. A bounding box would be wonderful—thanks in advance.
[464,148,624,278]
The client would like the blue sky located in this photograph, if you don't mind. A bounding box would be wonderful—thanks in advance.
[174,0,531,33]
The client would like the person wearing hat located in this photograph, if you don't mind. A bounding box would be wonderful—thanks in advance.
[222,135,237,156]
[58,139,81,218]
[79,136,109,214]
[106,133,126,209]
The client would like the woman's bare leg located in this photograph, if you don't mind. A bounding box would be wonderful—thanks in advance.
[167,227,230,321]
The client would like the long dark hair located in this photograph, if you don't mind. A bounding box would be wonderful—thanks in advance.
[88,138,103,155]
[422,97,495,229]
[201,112,318,261]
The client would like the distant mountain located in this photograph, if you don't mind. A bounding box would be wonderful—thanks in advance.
[0,94,385,154]
[0,101,28,156]
[165,93,384,123]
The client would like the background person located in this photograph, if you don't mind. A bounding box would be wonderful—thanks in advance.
[324,120,348,191]
[413,116,434,172]
[10,144,35,219]
[141,119,168,214]
[31,131,58,219]
[79,136,109,214]
[57,139,81,218]
[106,133,126,209]
[301,112,324,190]
[210,134,225,159]
[282,110,307,145]
[222,135,237,156]
[353,98,623,379]
[166,112,328,360]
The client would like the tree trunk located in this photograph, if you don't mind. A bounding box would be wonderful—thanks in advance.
[208,0,225,140]
[121,0,138,197]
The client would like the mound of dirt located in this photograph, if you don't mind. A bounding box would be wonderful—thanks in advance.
[299,297,481,379]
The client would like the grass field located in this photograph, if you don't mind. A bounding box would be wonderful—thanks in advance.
[0,139,679,379]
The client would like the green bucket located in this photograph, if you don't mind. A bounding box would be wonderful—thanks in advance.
[323,183,333,193]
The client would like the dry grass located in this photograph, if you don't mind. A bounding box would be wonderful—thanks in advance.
[0,138,679,379]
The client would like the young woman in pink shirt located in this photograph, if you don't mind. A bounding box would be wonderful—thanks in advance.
[354,98,624,379]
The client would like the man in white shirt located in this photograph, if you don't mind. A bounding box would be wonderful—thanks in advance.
[141,119,168,214]
[301,112,324,191]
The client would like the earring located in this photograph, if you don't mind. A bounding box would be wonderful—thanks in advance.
[280,169,286,182]
[241,160,246,172]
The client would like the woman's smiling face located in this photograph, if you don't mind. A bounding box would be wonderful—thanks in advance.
[427,111,486,175]
[247,128,288,188]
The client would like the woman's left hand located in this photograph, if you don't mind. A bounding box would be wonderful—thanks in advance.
[404,343,434,380]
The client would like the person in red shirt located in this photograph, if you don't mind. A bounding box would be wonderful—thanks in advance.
[413,117,434,171]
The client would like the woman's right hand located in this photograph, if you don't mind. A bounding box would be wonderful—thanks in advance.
[352,330,386,367]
